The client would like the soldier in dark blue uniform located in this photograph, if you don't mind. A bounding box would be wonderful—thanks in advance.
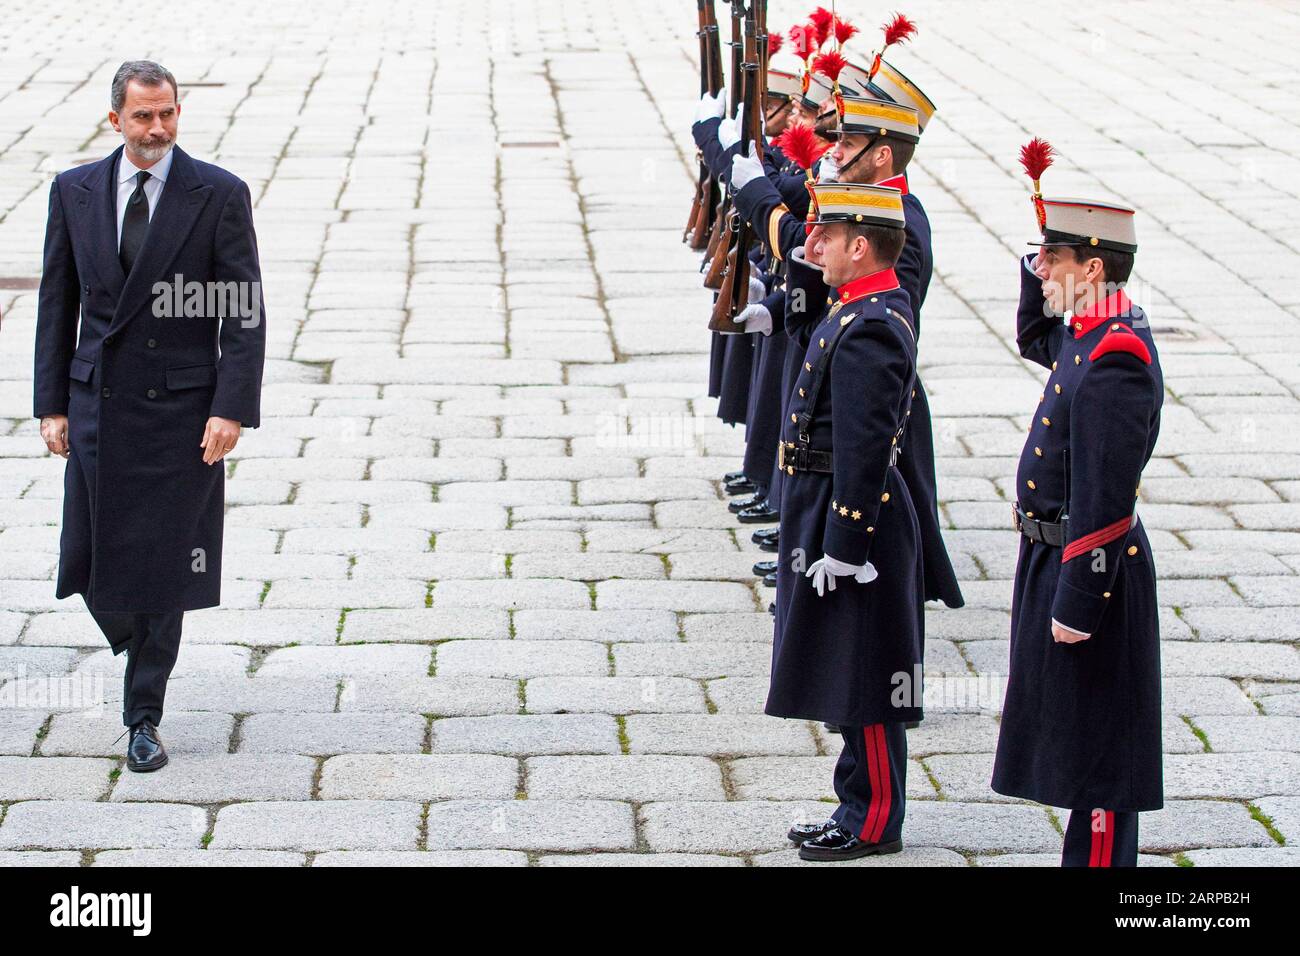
[765,182,922,861]
[990,188,1163,867]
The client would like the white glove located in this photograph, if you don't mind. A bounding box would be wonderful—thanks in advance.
[806,553,879,597]
[790,246,824,272]
[747,275,765,304]
[717,107,741,149]
[730,143,764,191]
[695,90,726,123]
[738,303,773,335]
[816,154,840,183]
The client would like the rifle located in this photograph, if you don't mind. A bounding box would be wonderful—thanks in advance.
[709,0,765,333]
[685,0,724,249]
[701,0,745,288]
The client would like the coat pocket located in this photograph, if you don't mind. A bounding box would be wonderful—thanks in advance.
[68,356,95,383]
[165,363,218,391]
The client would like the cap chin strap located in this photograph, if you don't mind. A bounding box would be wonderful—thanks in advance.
[837,135,880,179]
[766,101,791,124]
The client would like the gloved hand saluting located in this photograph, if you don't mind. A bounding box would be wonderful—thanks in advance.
[806,553,878,597]
[729,142,764,191]
[695,89,726,124]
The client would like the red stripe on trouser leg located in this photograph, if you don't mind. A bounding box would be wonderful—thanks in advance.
[869,725,892,843]
[1089,811,1103,867]
[859,725,883,841]
[1101,811,1115,866]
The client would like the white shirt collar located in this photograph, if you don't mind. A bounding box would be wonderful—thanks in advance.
[118,146,175,185]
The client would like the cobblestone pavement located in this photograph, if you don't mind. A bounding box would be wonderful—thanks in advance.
[0,0,1297,866]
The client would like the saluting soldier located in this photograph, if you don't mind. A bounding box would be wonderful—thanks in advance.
[767,182,922,861]
[990,155,1164,867]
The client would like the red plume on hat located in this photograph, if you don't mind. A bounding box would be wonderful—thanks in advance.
[833,16,859,50]
[808,7,834,48]
[1019,137,1055,230]
[789,23,817,92]
[767,29,784,57]
[812,50,848,118]
[773,121,830,180]
[869,12,917,79]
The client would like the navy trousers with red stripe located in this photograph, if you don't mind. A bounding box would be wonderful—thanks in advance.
[830,722,907,844]
[1062,808,1139,867]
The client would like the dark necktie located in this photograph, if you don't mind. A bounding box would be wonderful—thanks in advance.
[119,170,151,275]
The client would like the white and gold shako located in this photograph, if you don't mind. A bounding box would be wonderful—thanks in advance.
[1028,197,1138,254]
[808,182,906,229]
[767,69,803,102]
[837,93,921,143]
[839,58,937,133]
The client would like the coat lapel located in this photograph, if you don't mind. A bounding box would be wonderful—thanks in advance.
[68,146,126,301]
[110,145,214,334]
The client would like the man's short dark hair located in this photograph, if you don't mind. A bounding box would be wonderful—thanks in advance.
[843,221,907,267]
[884,139,915,176]
[112,61,178,113]
[1066,245,1135,285]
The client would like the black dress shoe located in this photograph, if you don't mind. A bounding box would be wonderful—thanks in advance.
[729,493,765,514]
[823,723,841,734]
[752,527,779,544]
[768,602,775,616]
[798,824,903,861]
[757,538,779,553]
[724,477,756,496]
[126,720,168,773]
[723,470,746,483]
[752,560,777,576]
[788,819,836,844]
[737,503,779,524]
[762,572,776,588]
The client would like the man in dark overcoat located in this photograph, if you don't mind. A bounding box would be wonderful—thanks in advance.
[34,61,266,771]
[990,191,1163,867]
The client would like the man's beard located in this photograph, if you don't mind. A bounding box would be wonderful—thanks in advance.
[124,131,174,163]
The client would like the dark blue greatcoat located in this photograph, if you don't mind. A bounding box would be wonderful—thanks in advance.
[33,145,266,613]
[767,274,924,727]
[991,256,1164,812]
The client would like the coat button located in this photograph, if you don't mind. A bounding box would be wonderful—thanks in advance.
[791,414,797,423]
[881,492,890,502]
[1027,480,1036,490]
[1052,361,1058,370]
[1041,417,1051,426]
[798,388,805,397]
[1127,546,1138,556]
[819,338,826,347]
[101,386,111,398]
[1103,591,1111,598]
[1034,446,1042,456]
[147,338,157,348]
[1054,384,1062,393]
[1074,355,1081,365]
[146,388,157,399]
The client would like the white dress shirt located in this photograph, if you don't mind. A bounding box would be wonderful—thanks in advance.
[116,147,173,251]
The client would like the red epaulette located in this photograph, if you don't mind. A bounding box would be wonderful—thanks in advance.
[1089,325,1151,365]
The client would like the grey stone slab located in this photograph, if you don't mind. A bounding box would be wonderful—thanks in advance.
[751,846,969,867]
[338,676,519,715]
[729,756,936,802]
[432,714,619,756]
[0,756,114,800]
[0,712,47,755]
[525,676,707,714]
[538,852,744,866]
[40,712,233,757]
[342,608,509,642]
[93,850,306,866]
[313,850,528,866]
[0,851,84,866]
[526,755,724,800]
[512,609,678,642]
[0,802,205,850]
[624,714,817,756]
[319,754,518,800]
[1141,800,1274,851]
[435,640,607,678]
[211,801,421,851]
[238,713,427,755]
[424,800,635,851]
[110,755,317,803]
[1163,752,1300,799]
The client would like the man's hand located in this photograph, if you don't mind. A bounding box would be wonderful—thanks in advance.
[201,416,241,465]
[806,553,878,597]
[738,303,773,336]
[1052,620,1090,644]
[40,415,69,458]
[694,90,726,124]
[804,226,826,265]
[729,144,764,192]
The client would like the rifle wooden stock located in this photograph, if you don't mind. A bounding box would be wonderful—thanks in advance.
[701,213,731,289]
[708,245,749,333]
[688,180,712,250]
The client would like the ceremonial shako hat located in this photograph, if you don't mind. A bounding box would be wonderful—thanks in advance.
[767,69,803,102]
[864,59,937,132]
[799,74,835,112]
[808,182,906,229]
[837,94,921,143]
[1028,198,1138,254]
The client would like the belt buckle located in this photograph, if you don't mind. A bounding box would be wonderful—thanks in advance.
[1012,504,1024,534]
[778,443,785,469]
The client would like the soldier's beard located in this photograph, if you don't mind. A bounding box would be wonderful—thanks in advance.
[124,130,174,163]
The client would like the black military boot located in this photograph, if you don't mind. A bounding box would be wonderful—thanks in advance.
[788,819,836,844]
[751,527,779,545]
[724,475,756,496]
[126,719,168,772]
[752,560,777,576]
[762,572,776,588]
[737,501,779,523]
[798,824,903,861]
[729,493,766,514]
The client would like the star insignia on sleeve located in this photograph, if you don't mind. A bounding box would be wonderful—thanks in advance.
[851,510,862,520]
[838,506,849,517]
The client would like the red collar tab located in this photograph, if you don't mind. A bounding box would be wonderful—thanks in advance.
[877,173,909,196]
[1071,288,1132,337]
[837,267,900,306]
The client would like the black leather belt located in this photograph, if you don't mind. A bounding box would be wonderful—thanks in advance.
[779,441,833,474]
[1013,504,1066,547]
